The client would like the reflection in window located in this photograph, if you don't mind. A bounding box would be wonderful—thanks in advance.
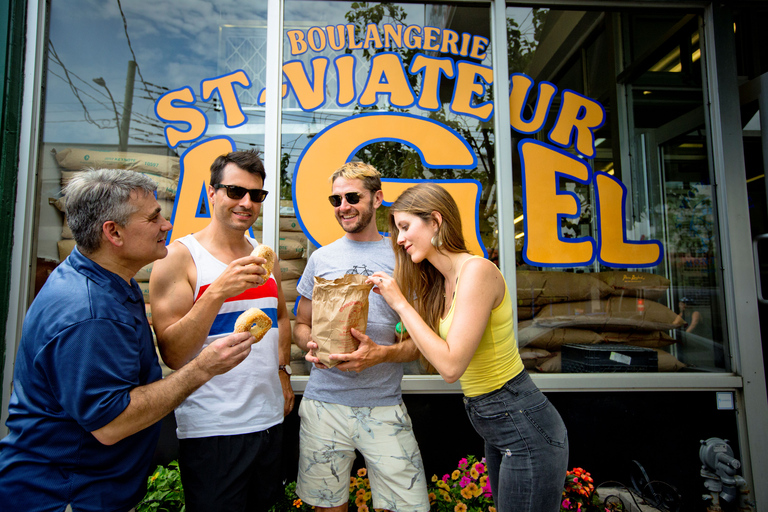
[506,7,725,374]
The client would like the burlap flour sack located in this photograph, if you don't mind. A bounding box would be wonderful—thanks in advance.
[517,271,613,306]
[533,297,682,332]
[54,148,180,180]
[595,271,670,300]
[311,274,374,368]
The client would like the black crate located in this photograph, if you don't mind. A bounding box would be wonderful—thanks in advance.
[561,343,658,373]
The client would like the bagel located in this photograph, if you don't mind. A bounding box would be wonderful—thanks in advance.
[233,308,272,342]
[251,244,276,284]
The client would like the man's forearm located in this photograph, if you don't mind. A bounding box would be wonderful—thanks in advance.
[91,358,211,446]
[293,322,312,352]
[157,293,226,369]
[382,336,420,363]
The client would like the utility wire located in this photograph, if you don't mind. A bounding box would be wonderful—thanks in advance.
[116,0,155,102]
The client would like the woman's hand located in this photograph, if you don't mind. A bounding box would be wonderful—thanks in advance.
[367,272,408,313]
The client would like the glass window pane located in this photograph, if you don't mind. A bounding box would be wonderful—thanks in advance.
[37,1,269,328]
[282,1,494,375]
[506,6,727,374]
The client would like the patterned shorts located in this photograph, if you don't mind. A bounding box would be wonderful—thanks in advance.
[296,399,429,511]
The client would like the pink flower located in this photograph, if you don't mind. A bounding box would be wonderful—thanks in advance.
[562,499,571,508]
[443,474,450,482]
[474,462,486,474]
[460,476,471,488]
[458,458,468,469]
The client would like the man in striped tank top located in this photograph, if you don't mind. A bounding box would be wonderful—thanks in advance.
[150,150,294,512]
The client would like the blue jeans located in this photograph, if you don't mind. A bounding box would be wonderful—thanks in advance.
[464,371,569,512]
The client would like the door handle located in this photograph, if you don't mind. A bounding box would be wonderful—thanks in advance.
[752,233,768,304]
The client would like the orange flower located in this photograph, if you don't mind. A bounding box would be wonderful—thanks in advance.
[489,508,497,512]
[358,468,368,477]
[356,497,366,507]
[461,487,473,499]
[470,468,480,479]
[428,492,436,503]
[356,489,366,498]
[455,502,467,512]
[358,505,369,512]
[452,470,461,480]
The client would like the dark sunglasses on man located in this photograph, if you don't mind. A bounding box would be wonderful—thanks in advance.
[213,184,269,203]
[328,192,363,207]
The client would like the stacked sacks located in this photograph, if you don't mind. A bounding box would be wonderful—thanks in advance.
[54,147,180,226]
[255,204,310,375]
[516,270,686,373]
[51,148,179,363]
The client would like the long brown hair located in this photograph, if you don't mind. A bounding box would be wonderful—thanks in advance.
[388,183,469,332]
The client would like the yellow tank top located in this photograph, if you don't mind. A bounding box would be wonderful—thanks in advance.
[438,257,524,397]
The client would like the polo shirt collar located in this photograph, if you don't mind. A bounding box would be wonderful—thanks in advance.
[68,246,143,305]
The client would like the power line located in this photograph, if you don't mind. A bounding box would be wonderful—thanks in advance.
[116,0,155,102]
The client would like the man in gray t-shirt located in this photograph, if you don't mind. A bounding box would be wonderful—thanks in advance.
[293,162,429,512]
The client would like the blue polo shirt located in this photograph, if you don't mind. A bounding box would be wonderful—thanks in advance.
[0,247,163,512]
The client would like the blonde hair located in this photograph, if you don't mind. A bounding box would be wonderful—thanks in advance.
[389,183,469,332]
[329,161,382,193]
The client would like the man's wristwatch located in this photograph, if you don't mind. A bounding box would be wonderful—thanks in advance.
[279,364,292,376]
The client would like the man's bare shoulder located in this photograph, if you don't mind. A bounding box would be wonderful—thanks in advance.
[153,240,194,276]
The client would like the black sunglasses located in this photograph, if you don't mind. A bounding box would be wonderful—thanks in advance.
[328,192,363,207]
[213,184,269,203]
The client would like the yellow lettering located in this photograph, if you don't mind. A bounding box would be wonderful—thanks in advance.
[548,90,605,158]
[469,36,489,60]
[346,24,363,50]
[410,55,455,111]
[307,27,327,52]
[459,33,471,57]
[404,25,422,49]
[359,53,415,108]
[168,137,235,242]
[155,87,207,148]
[287,30,307,55]
[364,23,383,49]
[283,58,329,111]
[440,29,460,55]
[383,24,404,49]
[520,140,595,266]
[292,113,482,254]
[423,27,440,51]
[509,74,556,134]
[452,62,493,121]
[200,71,251,128]
[335,55,356,106]
[595,172,662,267]
[326,25,346,51]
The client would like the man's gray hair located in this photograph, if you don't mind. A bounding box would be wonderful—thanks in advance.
[64,169,158,254]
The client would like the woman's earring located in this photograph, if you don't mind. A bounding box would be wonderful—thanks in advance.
[431,234,442,248]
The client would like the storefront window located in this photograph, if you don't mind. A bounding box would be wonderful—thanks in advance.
[506,6,728,374]
[281,2,494,375]
[35,1,269,354]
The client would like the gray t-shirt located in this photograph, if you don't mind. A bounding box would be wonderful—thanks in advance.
[297,236,403,406]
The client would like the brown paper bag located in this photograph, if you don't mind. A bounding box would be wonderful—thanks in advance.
[311,274,374,368]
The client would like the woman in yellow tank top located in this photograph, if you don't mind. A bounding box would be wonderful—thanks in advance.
[367,183,568,512]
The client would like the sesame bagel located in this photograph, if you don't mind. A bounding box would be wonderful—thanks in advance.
[233,308,272,342]
[251,244,276,284]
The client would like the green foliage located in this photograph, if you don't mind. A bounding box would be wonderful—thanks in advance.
[136,461,185,512]
[268,481,313,512]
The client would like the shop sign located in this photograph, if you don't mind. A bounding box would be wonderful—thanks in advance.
[155,23,662,268]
